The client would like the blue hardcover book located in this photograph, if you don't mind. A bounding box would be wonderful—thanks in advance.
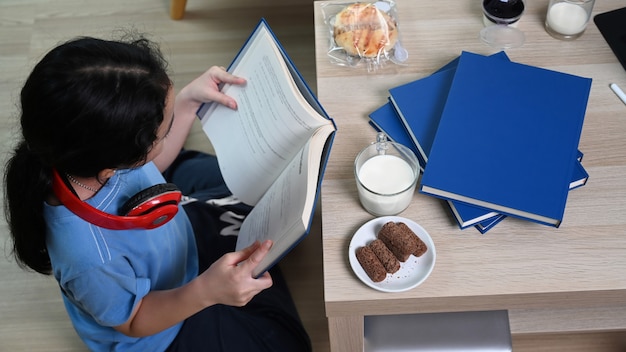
[370,101,588,231]
[420,51,592,227]
[570,160,589,190]
[375,52,588,231]
[446,200,501,229]
[475,213,507,234]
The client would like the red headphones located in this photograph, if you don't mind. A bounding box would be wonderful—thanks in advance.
[51,168,182,230]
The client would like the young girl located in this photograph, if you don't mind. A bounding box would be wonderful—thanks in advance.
[4,35,311,351]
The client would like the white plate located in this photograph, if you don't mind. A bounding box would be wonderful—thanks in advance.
[348,216,436,292]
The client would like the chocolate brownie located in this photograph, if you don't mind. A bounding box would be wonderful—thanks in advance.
[355,245,387,282]
[368,239,400,274]
[377,221,418,262]
[396,222,428,257]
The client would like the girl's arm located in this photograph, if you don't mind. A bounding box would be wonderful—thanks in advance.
[114,240,272,337]
[152,66,246,172]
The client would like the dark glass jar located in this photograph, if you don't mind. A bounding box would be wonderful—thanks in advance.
[482,0,525,26]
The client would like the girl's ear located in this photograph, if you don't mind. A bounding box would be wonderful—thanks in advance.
[97,168,116,183]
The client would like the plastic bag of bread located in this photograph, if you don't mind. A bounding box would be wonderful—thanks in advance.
[321,1,407,71]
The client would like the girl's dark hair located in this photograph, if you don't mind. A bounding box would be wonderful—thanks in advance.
[4,35,172,274]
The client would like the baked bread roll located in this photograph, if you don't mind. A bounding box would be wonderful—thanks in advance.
[355,245,387,282]
[333,3,398,58]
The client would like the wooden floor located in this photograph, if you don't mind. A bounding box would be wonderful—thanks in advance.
[0,0,329,350]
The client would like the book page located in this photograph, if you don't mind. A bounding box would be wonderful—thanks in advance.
[235,124,335,277]
[200,24,330,205]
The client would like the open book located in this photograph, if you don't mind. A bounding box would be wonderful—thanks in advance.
[197,19,336,278]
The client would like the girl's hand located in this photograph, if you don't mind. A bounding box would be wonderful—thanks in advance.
[197,240,273,307]
[177,66,246,112]
[155,66,246,172]
[113,240,273,337]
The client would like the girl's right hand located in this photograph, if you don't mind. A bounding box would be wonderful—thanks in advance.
[197,240,274,307]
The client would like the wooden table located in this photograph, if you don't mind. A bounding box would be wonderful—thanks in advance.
[313,1,626,350]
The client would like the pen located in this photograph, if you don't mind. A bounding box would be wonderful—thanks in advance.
[609,83,626,106]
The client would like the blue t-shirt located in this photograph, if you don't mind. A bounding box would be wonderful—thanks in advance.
[44,163,198,352]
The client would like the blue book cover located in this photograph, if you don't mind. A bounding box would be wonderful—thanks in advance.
[389,52,511,165]
[420,51,592,227]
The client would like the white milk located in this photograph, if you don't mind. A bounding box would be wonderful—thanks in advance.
[356,154,416,216]
[547,2,588,35]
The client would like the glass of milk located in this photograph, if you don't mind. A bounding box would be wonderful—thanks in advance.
[545,0,595,40]
[354,133,420,216]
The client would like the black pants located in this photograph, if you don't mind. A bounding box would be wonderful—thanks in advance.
[163,151,312,352]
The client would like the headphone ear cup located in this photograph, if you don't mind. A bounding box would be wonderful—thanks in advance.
[119,183,182,217]
[52,167,182,230]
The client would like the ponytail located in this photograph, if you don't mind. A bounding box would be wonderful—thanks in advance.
[4,141,52,274]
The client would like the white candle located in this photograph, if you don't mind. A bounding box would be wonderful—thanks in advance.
[356,154,416,216]
[547,2,588,35]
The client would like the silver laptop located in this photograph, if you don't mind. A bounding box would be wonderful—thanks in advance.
[364,310,512,352]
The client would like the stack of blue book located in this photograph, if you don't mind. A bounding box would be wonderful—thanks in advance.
[369,51,591,233]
